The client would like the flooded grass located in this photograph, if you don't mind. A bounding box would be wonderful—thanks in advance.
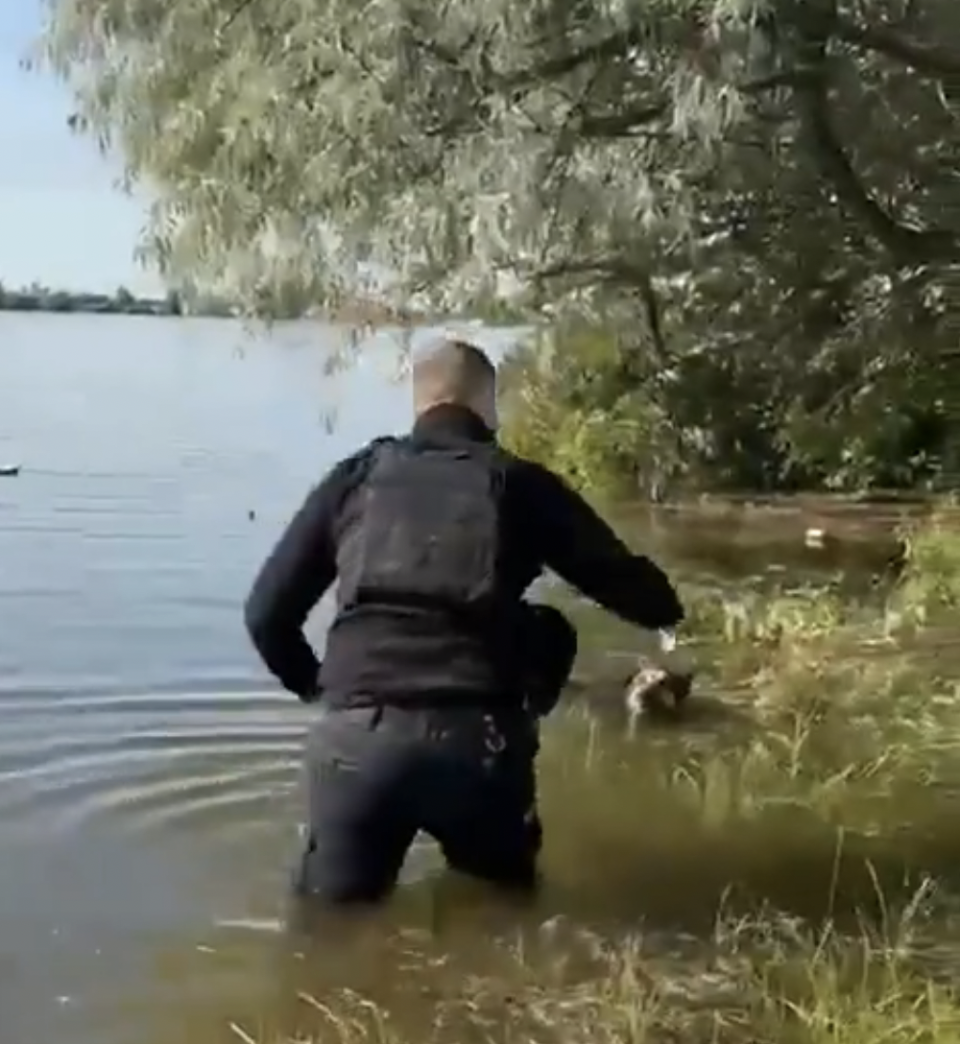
[224,508,960,1044]
[244,916,960,1044]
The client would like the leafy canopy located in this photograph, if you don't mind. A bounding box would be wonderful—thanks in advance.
[36,0,958,311]
[36,0,960,491]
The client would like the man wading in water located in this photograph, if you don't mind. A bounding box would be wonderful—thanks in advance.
[244,338,686,905]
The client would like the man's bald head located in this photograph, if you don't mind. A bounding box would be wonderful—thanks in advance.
[412,338,498,429]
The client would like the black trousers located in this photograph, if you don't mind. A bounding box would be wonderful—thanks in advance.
[294,604,577,904]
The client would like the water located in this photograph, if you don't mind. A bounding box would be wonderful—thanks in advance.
[0,314,936,1044]
[0,314,498,1043]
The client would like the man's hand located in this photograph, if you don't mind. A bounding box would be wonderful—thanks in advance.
[299,665,324,704]
[656,629,696,681]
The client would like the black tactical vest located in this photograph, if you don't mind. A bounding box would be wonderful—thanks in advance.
[335,438,503,619]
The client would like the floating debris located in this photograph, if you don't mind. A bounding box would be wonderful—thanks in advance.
[804,526,826,548]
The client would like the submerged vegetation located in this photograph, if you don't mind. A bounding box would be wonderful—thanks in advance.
[238,924,960,1044]
[215,509,960,1044]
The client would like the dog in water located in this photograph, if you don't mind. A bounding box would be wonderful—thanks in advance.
[623,660,694,735]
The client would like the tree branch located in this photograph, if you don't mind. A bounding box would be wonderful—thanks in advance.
[502,26,644,89]
[217,0,258,37]
[794,57,960,266]
[533,256,670,364]
[833,14,960,82]
[638,272,668,365]
[413,10,705,115]
[758,0,960,267]
[575,99,669,137]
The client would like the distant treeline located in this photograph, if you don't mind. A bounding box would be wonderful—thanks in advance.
[0,281,527,326]
[0,282,236,318]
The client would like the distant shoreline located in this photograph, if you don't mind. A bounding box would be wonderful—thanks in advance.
[0,287,234,319]
[0,287,524,326]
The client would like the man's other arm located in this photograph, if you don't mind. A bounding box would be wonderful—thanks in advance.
[520,460,684,630]
[243,452,365,699]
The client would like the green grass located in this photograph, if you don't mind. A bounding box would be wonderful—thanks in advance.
[230,913,960,1043]
[233,508,960,1044]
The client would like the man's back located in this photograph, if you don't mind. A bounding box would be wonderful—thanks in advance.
[318,403,535,705]
[243,337,685,905]
[246,401,683,709]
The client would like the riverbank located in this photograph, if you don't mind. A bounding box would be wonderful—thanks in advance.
[235,509,960,1044]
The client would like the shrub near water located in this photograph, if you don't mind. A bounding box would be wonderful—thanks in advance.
[243,513,960,1044]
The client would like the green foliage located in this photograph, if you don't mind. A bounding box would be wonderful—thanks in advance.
[35,0,960,488]
[500,312,958,494]
[893,504,960,622]
[500,327,682,496]
[37,1,960,303]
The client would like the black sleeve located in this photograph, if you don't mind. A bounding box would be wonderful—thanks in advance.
[519,460,684,630]
[243,448,369,699]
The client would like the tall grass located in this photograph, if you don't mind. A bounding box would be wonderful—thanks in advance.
[238,510,960,1044]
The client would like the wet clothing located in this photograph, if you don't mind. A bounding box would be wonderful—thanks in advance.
[298,706,540,902]
[244,403,684,902]
[294,604,574,903]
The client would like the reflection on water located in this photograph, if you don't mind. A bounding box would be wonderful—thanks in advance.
[0,315,949,1044]
[0,682,304,839]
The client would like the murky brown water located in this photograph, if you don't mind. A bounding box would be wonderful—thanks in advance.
[0,315,954,1044]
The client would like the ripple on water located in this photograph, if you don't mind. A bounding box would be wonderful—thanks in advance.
[0,682,310,841]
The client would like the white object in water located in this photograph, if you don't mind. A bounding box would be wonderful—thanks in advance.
[0,463,20,477]
[216,917,284,934]
[804,527,825,548]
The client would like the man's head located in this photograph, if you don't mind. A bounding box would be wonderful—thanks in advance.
[412,338,498,430]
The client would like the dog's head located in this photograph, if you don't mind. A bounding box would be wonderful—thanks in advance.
[623,662,693,718]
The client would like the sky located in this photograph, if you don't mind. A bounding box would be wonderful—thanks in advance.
[0,1,160,293]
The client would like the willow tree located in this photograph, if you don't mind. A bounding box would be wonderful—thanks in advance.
[35,0,953,302]
[37,0,960,486]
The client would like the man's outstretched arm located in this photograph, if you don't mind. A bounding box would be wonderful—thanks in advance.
[244,453,364,699]
[521,460,684,630]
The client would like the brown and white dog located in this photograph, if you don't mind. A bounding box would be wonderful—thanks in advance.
[623,661,694,735]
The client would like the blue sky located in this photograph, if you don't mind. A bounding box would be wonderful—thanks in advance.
[0,2,159,293]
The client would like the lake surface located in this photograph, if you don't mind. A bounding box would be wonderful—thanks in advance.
[0,313,927,1044]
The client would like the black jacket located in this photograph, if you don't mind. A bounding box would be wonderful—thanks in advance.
[244,404,684,706]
